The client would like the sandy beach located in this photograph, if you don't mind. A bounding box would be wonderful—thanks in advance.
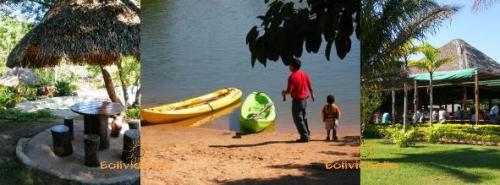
[141,124,360,185]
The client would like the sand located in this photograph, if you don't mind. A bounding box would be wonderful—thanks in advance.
[141,125,360,185]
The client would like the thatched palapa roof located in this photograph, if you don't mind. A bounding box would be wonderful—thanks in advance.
[410,39,500,75]
[7,0,140,68]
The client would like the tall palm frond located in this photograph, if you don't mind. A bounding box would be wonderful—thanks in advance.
[473,0,499,11]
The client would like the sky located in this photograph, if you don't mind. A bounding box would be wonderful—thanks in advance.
[420,0,500,62]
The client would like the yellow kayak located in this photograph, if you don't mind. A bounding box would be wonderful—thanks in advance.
[141,88,242,124]
[162,101,241,127]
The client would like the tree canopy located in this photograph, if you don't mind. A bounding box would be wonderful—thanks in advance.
[0,0,57,22]
[246,0,360,67]
[0,16,32,74]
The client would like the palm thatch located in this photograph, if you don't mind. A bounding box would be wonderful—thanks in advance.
[410,39,500,74]
[6,0,140,68]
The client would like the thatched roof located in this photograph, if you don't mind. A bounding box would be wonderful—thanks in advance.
[7,0,140,68]
[410,39,500,75]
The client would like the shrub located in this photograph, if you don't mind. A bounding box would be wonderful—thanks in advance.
[418,124,500,144]
[126,107,140,119]
[424,125,441,143]
[55,80,76,96]
[391,129,418,148]
[17,84,38,101]
[364,124,500,146]
[362,124,386,138]
[0,87,21,109]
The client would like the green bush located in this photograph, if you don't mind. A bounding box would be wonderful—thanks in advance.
[362,124,386,138]
[35,68,55,86]
[17,84,38,101]
[55,80,76,96]
[394,129,418,147]
[0,108,55,121]
[126,107,140,119]
[424,125,441,143]
[0,87,21,109]
[420,124,500,144]
[382,125,418,147]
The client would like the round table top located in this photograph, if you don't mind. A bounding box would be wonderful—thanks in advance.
[71,101,124,116]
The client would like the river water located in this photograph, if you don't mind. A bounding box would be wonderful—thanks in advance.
[140,0,360,133]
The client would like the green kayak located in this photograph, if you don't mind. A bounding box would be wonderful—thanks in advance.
[239,92,276,132]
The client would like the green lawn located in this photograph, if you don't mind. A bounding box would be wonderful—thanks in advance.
[361,139,500,185]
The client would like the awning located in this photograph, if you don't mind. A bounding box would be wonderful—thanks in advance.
[410,68,500,84]
[410,68,477,81]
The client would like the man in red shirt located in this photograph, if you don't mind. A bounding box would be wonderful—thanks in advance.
[282,59,315,142]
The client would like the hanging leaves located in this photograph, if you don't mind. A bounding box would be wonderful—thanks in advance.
[246,0,360,66]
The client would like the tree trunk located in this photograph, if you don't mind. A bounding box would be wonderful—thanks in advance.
[132,78,141,107]
[117,61,129,107]
[403,82,408,132]
[100,65,122,104]
[429,73,433,126]
[391,89,395,124]
[475,70,479,126]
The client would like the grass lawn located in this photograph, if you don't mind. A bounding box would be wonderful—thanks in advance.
[361,139,500,185]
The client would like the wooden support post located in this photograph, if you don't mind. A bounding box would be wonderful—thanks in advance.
[122,129,141,163]
[463,86,467,123]
[84,135,100,167]
[414,81,418,115]
[403,82,408,132]
[50,125,73,157]
[475,70,479,126]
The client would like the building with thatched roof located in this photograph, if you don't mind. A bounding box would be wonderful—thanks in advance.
[382,39,500,124]
[6,0,140,104]
[410,39,500,74]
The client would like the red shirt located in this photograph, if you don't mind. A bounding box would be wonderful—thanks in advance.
[287,70,311,100]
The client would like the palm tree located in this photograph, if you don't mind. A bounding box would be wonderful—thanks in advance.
[409,43,454,126]
[400,40,418,132]
[360,0,458,125]
[473,0,499,11]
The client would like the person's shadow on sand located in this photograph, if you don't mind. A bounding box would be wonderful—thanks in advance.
[214,162,360,185]
[209,136,360,148]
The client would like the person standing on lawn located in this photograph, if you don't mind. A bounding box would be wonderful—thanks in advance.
[282,59,315,142]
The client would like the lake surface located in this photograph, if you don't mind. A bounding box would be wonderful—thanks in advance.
[140,0,360,133]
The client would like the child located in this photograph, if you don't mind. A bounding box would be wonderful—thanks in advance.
[322,95,341,141]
